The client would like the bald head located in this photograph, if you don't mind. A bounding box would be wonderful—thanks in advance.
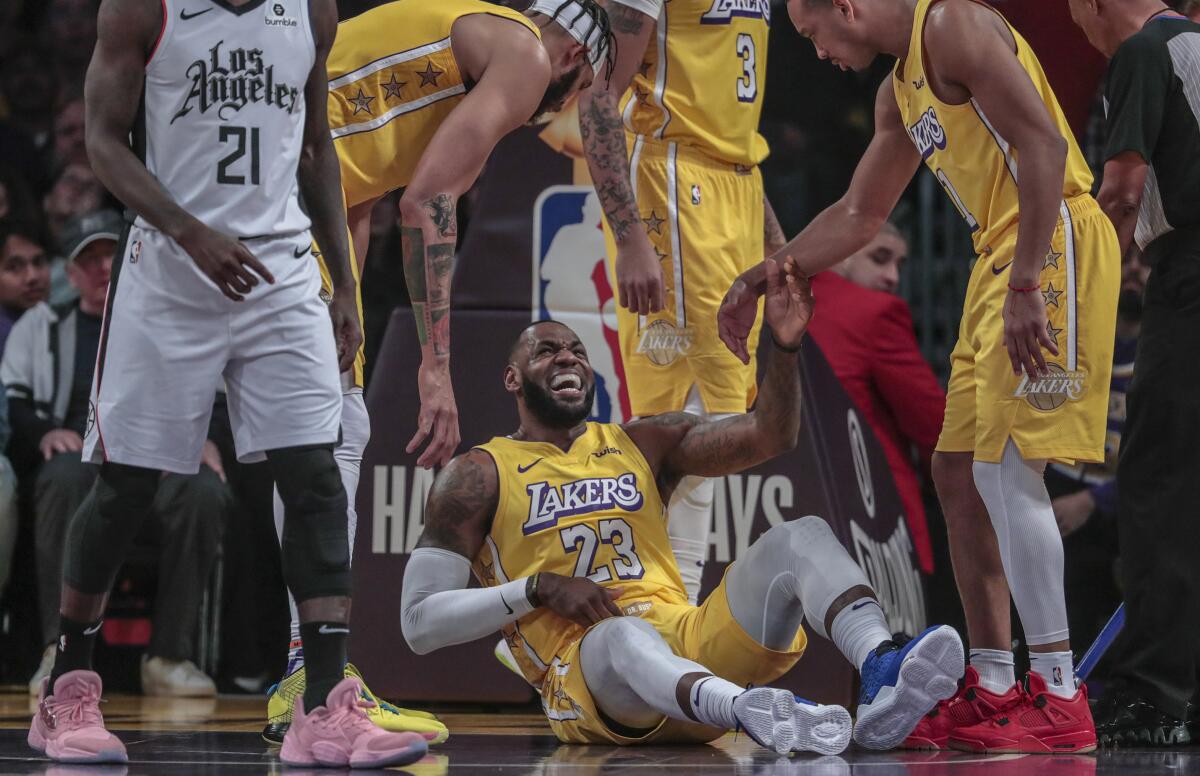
[506,320,596,428]
[510,320,580,363]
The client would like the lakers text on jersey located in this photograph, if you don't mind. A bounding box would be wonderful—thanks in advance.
[474,423,805,744]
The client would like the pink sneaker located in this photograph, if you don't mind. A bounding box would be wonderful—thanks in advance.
[28,670,127,763]
[279,677,428,769]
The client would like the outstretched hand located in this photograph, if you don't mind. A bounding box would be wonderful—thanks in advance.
[718,277,760,365]
[407,360,461,469]
[765,257,814,349]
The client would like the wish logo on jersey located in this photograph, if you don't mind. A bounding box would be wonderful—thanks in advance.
[699,0,771,24]
[534,186,630,423]
[522,474,645,535]
[171,41,302,123]
[908,107,948,160]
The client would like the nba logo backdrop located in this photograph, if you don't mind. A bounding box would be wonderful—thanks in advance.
[533,185,631,422]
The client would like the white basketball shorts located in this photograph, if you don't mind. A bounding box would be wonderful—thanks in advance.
[82,224,343,474]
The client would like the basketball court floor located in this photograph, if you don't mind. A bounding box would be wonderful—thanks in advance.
[0,691,1195,774]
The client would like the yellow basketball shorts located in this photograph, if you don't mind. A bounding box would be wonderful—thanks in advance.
[540,570,807,745]
[937,195,1119,464]
[605,138,765,417]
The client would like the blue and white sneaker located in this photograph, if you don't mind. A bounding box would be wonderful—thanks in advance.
[852,624,964,750]
[732,687,852,756]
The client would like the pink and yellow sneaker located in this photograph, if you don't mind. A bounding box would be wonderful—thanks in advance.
[279,676,427,769]
[27,670,127,764]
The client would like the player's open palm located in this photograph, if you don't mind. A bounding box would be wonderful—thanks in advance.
[537,573,623,628]
[178,222,276,302]
[408,361,460,469]
[765,257,813,349]
[615,242,665,315]
[1003,288,1058,379]
[718,276,759,365]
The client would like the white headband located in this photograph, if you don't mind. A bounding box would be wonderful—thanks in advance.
[528,0,609,76]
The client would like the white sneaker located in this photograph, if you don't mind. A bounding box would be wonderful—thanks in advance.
[28,644,56,696]
[140,656,217,697]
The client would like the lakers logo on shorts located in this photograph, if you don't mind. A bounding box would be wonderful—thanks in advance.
[636,320,694,366]
[1014,364,1088,412]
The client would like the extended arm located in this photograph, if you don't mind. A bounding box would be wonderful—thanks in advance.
[399,30,548,468]
[298,0,360,372]
[578,0,661,314]
[1097,153,1148,256]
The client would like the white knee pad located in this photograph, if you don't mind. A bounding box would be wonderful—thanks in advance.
[972,441,1068,646]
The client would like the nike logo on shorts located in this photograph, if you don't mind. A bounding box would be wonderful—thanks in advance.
[318,624,350,635]
[293,244,311,258]
[180,7,212,19]
[517,458,543,474]
[991,260,1013,275]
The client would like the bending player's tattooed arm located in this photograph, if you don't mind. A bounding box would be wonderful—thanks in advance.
[398,20,550,469]
[298,0,360,372]
[628,260,812,498]
[578,1,662,314]
[86,0,274,301]
[718,82,919,363]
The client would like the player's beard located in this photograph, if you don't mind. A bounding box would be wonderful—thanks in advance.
[529,63,584,124]
[1117,287,1143,324]
[522,373,595,428]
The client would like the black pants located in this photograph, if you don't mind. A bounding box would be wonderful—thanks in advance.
[1115,242,1200,718]
[34,453,227,661]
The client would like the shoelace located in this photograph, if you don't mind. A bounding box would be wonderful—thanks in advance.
[46,689,104,728]
[314,693,379,736]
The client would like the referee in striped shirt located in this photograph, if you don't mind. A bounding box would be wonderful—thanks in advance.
[1071,0,1200,747]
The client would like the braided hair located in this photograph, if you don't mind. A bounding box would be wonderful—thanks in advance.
[541,0,618,82]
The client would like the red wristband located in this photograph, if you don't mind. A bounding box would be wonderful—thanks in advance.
[1007,282,1040,293]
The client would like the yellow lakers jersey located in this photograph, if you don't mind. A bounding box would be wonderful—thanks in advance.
[473,423,687,688]
[620,0,771,166]
[892,0,1092,256]
[327,0,541,208]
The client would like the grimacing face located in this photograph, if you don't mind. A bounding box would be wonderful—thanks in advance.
[787,0,879,72]
[512,323,597,428]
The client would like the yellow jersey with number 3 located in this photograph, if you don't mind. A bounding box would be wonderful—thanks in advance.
[892,0,1092,257]
[472,423,687,688]
[619,0,771,165]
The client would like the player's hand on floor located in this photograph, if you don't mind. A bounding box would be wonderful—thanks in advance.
[178,221,276,302]
[615,242,665,315]
[536,573,623,628]
[327,290,364,373]
[39,429,83,460]
[718,277,759,365]
[764,257,813,349]
[1002,287,1058,379]
[408,360,460,469]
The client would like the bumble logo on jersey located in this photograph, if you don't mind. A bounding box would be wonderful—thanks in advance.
[472,422,688,687]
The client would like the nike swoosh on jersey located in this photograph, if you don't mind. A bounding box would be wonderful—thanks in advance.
[991,260,1014,275]
[293,244,310,258]
[517,458,543,474]
[500,592,514,615]
[180,7,212,19]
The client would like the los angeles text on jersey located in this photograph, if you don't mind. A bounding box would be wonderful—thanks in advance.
[522,474,645,535]
[699,0,770,24]
[171,41,301,124]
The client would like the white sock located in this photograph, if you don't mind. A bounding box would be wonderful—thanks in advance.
[830,598,892,670]
[972,440,1070,646]
[689,675,744,729]
[1029,651,1076,698]
[969,648,1015,694]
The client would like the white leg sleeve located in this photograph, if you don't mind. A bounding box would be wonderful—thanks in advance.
[726,516,875,646]
[971,440,1069,646]
[667,386,733,605]
[275,391,370,642]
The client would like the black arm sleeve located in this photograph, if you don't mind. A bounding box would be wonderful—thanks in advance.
[1105,33,1173,164]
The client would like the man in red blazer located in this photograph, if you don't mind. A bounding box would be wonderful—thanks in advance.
[807,225,945,574]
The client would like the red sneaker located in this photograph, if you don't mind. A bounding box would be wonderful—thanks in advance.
[948,672,1097,754]
[901,666,1022,750]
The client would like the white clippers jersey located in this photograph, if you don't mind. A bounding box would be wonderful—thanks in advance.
[139,0,315,237]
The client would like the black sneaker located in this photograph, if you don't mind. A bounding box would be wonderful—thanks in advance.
[1094,685,1191,747]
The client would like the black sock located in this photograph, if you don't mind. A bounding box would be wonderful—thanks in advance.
[48,615,103,694]
[300,621,348,712]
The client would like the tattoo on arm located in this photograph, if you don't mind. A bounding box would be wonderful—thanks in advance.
[763,196,787,257]
[401,196,457,357]
[610,2,647,34]
[417,452,497,558]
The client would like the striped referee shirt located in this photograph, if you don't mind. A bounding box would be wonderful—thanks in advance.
[1104,13,1200,251]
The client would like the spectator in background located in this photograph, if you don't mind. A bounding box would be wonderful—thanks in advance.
[0,42,57,192]
[0,220,50,354]
[51,99,87,169]
[0,210,227,698]
[0,165,41,224]
[1172,0,1200,21]
[42,163,105,244]
[0,390,19,601]
[1071,0,1200,747]
[37,0,98,97]
[805,225,945,575]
